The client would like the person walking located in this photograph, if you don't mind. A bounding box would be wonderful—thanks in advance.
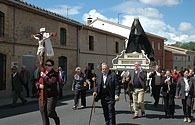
[149,65,162,107]
[161,70,176,118]
[93,63,120,125]
[32,63,41,98]
[127,62,147,119]
[11,66,27,107]
[176,68,194,123]
[58,66,66,99]
[72,67,88,109]
[38,59,60,125]
[21,65,30,97]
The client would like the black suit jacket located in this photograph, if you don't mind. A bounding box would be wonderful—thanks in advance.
[161,76,176,97]
[94,70,120,102]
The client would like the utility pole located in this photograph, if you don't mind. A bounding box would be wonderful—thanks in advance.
[67,7,71,17]
[118,13,123,24]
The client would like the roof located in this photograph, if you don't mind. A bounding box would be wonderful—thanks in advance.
[90,18,168,41]
[1,0,126,39]
[165,45,195,53]
[164,46,186,55]
[82,24,127,39]
[2,0,82,26]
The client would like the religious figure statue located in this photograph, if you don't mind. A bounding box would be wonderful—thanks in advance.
[31,28,56,64]
[126,18,154,61]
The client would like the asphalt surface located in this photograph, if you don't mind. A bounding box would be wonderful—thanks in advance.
[0,91,194,125]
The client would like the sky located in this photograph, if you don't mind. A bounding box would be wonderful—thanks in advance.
[23,0,195,44]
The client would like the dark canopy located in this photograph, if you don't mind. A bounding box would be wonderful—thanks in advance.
[125,18,154,61]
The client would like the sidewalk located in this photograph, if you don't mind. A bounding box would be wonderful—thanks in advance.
[0,89,77,108]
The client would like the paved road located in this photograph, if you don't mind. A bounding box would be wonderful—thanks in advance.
[0,91,194,125]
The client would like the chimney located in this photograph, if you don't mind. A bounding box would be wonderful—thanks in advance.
[87,17,93,25]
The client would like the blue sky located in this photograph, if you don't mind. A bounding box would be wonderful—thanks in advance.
[23,0,195,43]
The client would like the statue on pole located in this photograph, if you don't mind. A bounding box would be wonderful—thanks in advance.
[31,28,55,65]
[31,28,56,106]
[125,18,154,61]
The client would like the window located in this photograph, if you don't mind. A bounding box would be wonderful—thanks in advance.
[58,56,67,80]
[60,28,66,45]
[0,53,6,90]
[89,35,94,51]
[158,42,161,50]
[158,60,161,66]
[194,56,195,65]
[0,11,4,37]
[188,56,190,62]
[88,63,94,70]
[115,42,119,53]
[152,41,154,49]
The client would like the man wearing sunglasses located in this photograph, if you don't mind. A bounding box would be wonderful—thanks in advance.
[38,59,60,125]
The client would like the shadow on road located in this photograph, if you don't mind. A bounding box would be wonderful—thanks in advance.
[117,123,141,125]
[116,110,133,115]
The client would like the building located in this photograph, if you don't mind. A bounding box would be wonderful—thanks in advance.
[165,45,195,70]
[89,18,167,68]
[0,0,126,98]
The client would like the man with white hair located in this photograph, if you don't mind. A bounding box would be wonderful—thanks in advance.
[149,65,162,107]
[93,63,120,125]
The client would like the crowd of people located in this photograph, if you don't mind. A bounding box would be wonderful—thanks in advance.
[11,59,195,125]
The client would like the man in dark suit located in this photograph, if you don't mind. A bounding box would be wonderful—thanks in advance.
[127,62,147,119]
[11,66,27,107]
[161,70,176,118]
[93,63,120,125]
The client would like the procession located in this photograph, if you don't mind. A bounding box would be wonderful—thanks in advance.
[1,0,195,125]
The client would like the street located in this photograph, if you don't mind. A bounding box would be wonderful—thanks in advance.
[0,91,194,125]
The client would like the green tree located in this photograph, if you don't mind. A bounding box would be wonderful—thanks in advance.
[170,41,195,51]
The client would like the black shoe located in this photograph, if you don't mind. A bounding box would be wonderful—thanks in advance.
[22,100,27,105]
[11,104,17,108]
[154,103,158,107]
[55,117,60,125]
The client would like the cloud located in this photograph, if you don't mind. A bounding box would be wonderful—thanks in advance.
[47,5,82,16]
[178,22,195,35]
[139,0,183,6]
[82,9,118,23]
[113,1,163,19]
[82,0,195,43]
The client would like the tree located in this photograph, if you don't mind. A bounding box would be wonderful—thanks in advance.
[170,41,195,51]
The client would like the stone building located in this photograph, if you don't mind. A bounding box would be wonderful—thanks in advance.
[165,45,195,70]
[0,0,126,98]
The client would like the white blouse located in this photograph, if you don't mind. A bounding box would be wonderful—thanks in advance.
[184,78,190,96]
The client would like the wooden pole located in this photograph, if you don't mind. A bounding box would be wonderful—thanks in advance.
[89,96,95,125]
[40,50,45,107]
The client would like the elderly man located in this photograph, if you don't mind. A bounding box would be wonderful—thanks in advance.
[127,62,147,119]
[149,65,162,107]
[11,66,27,106]
[93,63,120,125]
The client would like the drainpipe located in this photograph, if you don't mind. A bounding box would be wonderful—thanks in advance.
[163,40,165,69]
[12,4,16,57]
[76,25,82,66]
